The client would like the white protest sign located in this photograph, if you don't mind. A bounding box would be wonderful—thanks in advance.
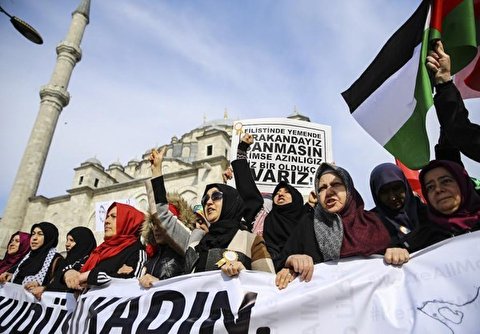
[94,198,137,232]
[230,118,333,195]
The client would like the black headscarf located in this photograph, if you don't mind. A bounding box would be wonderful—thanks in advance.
[195,183,244,253]
[370,163,423,238]
[263,181,310,262]
[47,226,97,291]
[64,227,97,265]
[13,222,59,285]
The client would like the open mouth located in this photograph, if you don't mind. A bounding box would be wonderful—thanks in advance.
[325,198,337,206]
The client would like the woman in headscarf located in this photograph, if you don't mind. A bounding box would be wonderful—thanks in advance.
[192,204,209,233]
[275,163,408,289]
[146,147,274,279]
[190,182,276,274]
[0,231,30,275]
[404,160,480,251]
[27,226,97,299]
[369,163,427,244]
[138,198,195,288]
[262,182,313,268]
[231,133,313,268]
[0,222,62,290]
[64,203,146,289]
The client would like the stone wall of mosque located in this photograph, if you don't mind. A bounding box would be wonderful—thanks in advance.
[19,120,233,250]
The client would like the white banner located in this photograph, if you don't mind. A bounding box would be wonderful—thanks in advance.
[0,284,76,333]
[230,118,333,195]
[1,232,479,333]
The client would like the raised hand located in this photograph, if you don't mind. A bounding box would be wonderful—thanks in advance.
[149,146,167,177]
[426,40,452,84]
[241,133,254,145]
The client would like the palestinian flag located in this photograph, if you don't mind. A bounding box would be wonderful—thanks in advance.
[453,0,480,99]
[341,0,479,169]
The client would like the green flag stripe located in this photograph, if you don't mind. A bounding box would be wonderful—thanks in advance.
[384,27,433,169]
[430,0,478,73]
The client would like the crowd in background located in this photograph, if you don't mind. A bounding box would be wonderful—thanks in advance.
[1,42,479,298]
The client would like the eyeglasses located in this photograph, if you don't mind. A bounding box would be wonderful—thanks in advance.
[201,191,223,207]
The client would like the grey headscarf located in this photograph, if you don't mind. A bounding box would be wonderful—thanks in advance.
[312,163,351,261]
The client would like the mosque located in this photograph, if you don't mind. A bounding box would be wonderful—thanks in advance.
[14,114,235,246]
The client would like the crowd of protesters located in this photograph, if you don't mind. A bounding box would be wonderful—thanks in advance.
[1,44,479,298]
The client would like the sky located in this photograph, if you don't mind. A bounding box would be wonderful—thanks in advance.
[0,0,479,214]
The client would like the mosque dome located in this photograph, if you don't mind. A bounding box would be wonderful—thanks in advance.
[127,158,140,166]
[202,118,234,128]
[82,157,103,167]
[108,161,124,170]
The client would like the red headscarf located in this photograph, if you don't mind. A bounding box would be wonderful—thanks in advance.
[0,231,30,274]
[81,202,145,272]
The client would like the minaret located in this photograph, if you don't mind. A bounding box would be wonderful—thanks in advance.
[1,0,91,249]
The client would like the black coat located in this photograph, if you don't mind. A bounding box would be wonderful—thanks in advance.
[87,240,146,286]
[434,81,480,162]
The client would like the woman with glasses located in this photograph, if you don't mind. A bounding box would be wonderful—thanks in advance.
[147,147,275,277]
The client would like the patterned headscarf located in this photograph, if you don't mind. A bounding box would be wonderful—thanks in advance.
[12,222,59,285]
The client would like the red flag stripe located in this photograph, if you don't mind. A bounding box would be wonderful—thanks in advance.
[395,158,425,202]
[430,0,464,32]
[465,51,480,91]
